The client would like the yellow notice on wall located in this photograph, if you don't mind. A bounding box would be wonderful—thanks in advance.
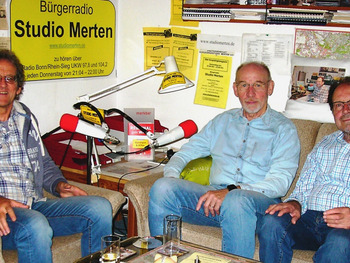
[143,27,200,81]
[172,27,199,81]
[194,53,232,109]
[143,27,172,71]
[10,0,116,81]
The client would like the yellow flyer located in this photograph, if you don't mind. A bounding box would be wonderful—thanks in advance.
[170,0,199,27]
[194,54,232,109]
[171,27,200,81]
[143,27,172,71]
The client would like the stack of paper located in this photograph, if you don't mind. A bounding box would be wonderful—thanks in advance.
[331,10,350,23]
[231,8,266,20]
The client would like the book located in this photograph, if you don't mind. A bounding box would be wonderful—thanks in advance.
[267,7,331,25]
[182,8,232,21]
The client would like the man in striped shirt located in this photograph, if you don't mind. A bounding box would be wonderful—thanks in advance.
[258,77,350,263]
[309,76,329,103]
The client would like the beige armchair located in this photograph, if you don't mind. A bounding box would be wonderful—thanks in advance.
[1,181,126,263]
[124,119,338,263]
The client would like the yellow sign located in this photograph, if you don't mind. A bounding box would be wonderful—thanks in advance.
[160,72,185,90]
[194,54,232,109]
[10,0,116,81]
[143,27,172,71]
[80,105,105,125]
[143,27,200,81]
[132,139,149,149]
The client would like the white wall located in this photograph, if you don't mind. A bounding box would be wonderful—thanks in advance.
[17,0,349,148]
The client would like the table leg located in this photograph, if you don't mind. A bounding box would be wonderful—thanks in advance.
[127,200,138,237]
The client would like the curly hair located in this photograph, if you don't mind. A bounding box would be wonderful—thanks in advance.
[0,49,25,99]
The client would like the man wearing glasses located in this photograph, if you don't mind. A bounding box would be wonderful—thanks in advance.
[0,49,113,263]
[149,61,300,259]
[258,77,350,263]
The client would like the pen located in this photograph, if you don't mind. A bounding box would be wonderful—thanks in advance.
[194,255,200,263]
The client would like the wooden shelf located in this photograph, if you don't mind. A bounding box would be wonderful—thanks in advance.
[182,3,350,27]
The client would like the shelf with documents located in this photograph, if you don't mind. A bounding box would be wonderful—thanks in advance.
[182,2,350,27]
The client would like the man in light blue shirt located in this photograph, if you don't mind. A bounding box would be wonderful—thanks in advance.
[258,77,350,263]
[148,62,300,259]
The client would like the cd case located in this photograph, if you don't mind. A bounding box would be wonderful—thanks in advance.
[120,247,137,260]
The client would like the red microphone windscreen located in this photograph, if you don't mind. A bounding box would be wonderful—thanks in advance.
[179,120,198,138]
[60,114,79,133]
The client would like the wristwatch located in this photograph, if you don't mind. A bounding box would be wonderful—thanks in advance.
[227,184,237,191]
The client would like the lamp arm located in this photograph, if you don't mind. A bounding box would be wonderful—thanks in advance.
[77,65,165,103]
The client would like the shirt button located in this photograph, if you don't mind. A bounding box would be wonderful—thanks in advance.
[237,168,240,171]
[239,155,242,158]
[243,140,246,143]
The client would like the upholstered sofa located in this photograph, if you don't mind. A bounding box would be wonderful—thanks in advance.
[124,119,339,263]
[0,181,126,263]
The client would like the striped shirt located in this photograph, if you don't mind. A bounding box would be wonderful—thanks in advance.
[286,130,350,214]
[311,85,329,103]
[0,109,37,205]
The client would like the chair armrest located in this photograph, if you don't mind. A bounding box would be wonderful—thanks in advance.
[44,181,126,216]
[69,181,126,216]
[123,172,163,237]
[0,238,4,263]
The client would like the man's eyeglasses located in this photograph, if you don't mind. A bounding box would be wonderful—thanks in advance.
[0,75,17,84]
[333,100,350,111]
[236,81,268,92]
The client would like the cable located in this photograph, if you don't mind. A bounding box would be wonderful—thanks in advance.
[113,156,168,238]
[116,156,168,192]
[105,108,151,136]
[59,132,75,169]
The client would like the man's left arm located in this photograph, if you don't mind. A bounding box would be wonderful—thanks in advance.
[42,152,87,198]
[239,124,300,198]
[42,147,68,196]
[323,207,350,229]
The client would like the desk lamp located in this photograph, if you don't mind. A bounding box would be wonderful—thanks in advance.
[77,56,194,103]
[73,56,194,184]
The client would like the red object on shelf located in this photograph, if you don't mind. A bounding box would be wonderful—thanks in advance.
[43,115,168,170]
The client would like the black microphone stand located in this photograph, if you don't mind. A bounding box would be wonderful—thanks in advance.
[86,136,93,185]
[73,103,155,185]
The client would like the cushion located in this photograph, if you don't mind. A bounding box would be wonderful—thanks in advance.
[180,156,212,185]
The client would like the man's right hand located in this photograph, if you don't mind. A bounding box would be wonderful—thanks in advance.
[0,197,28,236]
[265,200,301,224]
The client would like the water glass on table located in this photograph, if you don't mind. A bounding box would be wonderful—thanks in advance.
[163,214,182,256]
[100,235,120,263]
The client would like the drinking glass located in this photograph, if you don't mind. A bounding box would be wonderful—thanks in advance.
[163,214,182,255]
[100,235,120,263]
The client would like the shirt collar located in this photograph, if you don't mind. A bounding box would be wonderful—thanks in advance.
[238,105,272,125]
[335,130,350,144]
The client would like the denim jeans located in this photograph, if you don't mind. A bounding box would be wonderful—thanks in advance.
[258,210,350,263]
[2,195,112,263]
[148,177,280,259]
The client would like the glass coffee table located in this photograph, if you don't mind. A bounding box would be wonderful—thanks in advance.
[74,236,260,263]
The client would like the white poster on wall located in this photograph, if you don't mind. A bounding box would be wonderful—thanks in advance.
[241,33,293,75]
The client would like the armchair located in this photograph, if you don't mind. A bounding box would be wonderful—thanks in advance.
[1,181,126,263]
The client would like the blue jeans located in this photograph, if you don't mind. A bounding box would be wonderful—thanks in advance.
[258,210,350,263]
[148,177,280,258]
[2,196,112,263]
